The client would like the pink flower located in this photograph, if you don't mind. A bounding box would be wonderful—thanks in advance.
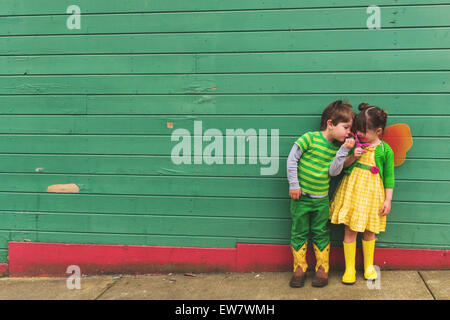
[370,166,380,174]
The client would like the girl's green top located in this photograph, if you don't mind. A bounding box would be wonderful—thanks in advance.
[345,140,395,189]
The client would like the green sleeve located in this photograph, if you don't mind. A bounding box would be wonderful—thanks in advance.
[294,132,313,153]
[383,144,395,189]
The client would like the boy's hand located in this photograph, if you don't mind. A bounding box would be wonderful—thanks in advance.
[343,138,355,150]
[380,200,391,216]
[289,188,301,200]
[354,147,367,158]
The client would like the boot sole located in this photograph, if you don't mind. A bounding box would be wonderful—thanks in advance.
[311,282,328,288]
[289,282,305,288]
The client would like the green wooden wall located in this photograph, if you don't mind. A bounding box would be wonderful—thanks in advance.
[0,0,449,262]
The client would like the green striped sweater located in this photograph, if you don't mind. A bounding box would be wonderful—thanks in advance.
[294,131,340,195]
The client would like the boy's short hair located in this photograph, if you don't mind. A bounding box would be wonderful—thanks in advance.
[320,100,355,130]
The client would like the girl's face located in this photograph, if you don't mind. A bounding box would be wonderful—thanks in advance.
[356,127,382,143]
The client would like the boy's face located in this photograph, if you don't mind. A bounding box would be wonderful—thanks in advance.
[330,120,352,142]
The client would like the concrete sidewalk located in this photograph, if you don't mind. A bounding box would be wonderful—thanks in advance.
[0,270,448,300]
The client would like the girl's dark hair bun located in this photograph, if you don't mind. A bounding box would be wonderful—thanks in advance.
[376,108,388,122]
[358,102,370,111]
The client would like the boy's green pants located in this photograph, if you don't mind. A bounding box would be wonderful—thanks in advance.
[290,195,330,252]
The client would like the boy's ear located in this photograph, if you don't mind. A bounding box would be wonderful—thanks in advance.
[326,119,333,128]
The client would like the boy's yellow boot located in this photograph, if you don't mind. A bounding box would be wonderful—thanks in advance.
[289,242,308,288]
[312,243,329,287]
[342,241,356,285]
[362,239,378,280]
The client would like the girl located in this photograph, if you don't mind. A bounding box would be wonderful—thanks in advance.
[329,103,395,284]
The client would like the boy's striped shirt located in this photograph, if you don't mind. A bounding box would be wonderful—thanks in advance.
[295,131,339,195]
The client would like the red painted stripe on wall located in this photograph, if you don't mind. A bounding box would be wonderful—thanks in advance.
[8,242,236,277]
[0,263,8,276]
[7,242,450,277]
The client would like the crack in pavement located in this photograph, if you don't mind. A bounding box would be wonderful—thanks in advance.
[418,271,436,300]
[94,279,120,300]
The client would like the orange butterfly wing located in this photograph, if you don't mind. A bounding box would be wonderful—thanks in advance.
[382,124,413,167]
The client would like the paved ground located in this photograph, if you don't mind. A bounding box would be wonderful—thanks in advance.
[0,270,448,300]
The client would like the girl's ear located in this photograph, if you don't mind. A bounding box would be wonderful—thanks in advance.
[376,127,383,137]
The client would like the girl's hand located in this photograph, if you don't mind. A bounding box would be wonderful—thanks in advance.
[289,188,301,200]
[354,147,367,158]
[343,138,356,150]
[380,200,391,216]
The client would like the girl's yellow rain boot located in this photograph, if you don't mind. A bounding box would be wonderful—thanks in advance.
[342,241,356,285]
[362,239,378,280]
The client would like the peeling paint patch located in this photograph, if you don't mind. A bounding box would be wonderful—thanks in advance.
[159,167,187,175]
[47,183,79,193]
[194,95,213,104]
[183,83,216,94]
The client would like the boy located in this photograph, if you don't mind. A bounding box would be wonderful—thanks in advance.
[286,100,355,287]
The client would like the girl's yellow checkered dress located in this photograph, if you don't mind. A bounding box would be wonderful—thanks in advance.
[330,145,386,233]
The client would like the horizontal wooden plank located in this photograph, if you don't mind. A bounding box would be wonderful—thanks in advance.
[2,6,450,36]
[327,223,450,248]
[388,202,450,224]
[2,28,450,55]
[2,50,450,75]
[377,222,450,246]
[1,94,449,115]
[1,230,237,249]
[0,115,446,136]
[393,159,450,180]
[237,237,450,250]
[328,223,450,249]
[0,173,447,201]
[0,54,194,75]
[1,73,449,95]
[1,211,291,238]
[0,193,447,224]
[0,154,448,181]
[2,0,449,15]
[197,50,450,73]
[0,136,447,160]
